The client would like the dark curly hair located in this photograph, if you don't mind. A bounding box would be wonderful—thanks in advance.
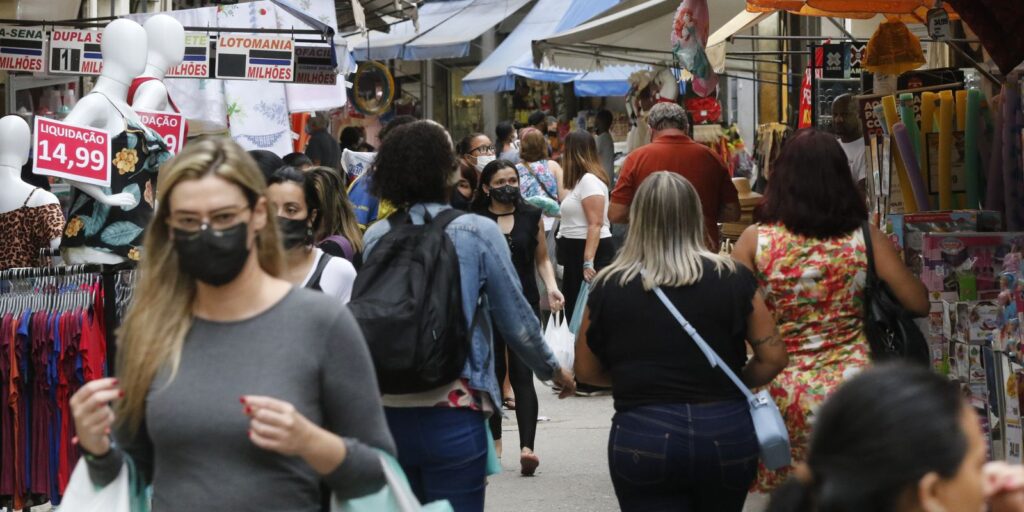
[756,128,867,239]
[370,121,457,206]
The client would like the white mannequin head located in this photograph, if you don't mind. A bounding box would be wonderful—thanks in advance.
[143,15,185,75]
[100,19,148,86]
[0,115,31,170]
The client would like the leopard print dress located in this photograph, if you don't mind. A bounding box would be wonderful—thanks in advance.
[0,188,65,270]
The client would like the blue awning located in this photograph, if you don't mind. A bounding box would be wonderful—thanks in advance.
[461,0,643,96]
[349,0,473,61]
[402,0,532,60]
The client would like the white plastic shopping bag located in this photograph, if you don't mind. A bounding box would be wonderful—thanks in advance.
[544,312,575,371]
[61,455,147,512]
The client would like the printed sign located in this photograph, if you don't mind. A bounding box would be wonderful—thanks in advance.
[294,44,337,85]
[0,25,45,72]
[49,29,103,75]
[848,43,866,78]
[135,108,185,154]
[215,35,294,82]
[822,43,845,79]
[167,33,210,78]
[33,117,111,186]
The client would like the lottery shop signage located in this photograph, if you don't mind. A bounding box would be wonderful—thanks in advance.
[167,33,211,78]
[33,117,111,187]
[0,25,45,72]
[135,108,185,154]
[215,35,294,82]
[49,29,103,75]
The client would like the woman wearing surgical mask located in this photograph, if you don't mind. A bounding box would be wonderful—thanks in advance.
[266,166,357,301]
[68,137,395,510]
[471,159,565,476]
[453,133,491,211]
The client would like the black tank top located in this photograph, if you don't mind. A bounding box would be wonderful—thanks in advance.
[481,204,542,306]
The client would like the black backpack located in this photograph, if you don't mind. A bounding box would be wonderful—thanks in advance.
[349,209,474,394]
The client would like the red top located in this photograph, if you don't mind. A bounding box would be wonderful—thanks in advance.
[127,76,189,145]
[611,133,739,250]
[127,76,180,113]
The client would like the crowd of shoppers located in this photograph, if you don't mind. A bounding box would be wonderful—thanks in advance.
[62,105,982,512]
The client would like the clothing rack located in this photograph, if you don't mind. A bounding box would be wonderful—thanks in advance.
[0,261,135,373]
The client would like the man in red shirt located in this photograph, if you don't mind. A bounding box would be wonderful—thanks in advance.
[609,102,739,250]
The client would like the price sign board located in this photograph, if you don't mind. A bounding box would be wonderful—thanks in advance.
[0,25,45,72]
[215,35,294,82]
[49,29,103,75]
[167,33,211,78]
[135,108,185,154]
[33,117,111,186]
[294,44,337,85]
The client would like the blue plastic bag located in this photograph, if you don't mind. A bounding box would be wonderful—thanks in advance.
[569,281,590,334]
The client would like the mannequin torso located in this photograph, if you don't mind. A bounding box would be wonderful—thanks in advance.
[62,19,170,265]
[129,15,185,113]
[0,115,63,269]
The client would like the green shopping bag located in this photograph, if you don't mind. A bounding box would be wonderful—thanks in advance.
[335,451,453,512]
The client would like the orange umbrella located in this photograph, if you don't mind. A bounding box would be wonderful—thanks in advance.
[745,0,957,22]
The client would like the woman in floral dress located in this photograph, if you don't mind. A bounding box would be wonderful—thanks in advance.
[732,129,928,494]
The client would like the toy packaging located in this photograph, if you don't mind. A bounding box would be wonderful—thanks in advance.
[919,232,1024,300]
[887,210,1002,267]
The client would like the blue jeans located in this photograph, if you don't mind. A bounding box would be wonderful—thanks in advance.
[608,401,758,512]
[385,407,488,512]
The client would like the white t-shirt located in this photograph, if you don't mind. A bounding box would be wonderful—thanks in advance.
[840,139,867,184]
[301,248,357,303]
[558,173,612,240]
[595,131,615,177]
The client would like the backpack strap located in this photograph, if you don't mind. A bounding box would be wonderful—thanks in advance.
[305,252,333,292]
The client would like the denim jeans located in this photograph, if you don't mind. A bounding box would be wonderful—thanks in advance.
[385,407,488,512]
[608,400,758,512]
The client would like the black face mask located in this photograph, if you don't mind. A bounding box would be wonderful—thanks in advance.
[489,185,520,205]
[277,216,312,250]
[450,191,472,211]
[173,223,252,287]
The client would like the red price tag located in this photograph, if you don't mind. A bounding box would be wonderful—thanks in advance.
[32,117,111,186]
[135,109,185,154]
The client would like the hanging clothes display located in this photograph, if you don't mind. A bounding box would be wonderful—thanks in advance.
[0,264,133,510]
[0,189,64,271]
[753,122,793,193]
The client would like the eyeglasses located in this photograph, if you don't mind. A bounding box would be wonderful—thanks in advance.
[168,205,251,234]
[469,145,496,155]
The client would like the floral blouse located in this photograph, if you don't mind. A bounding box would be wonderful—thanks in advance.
[63,121,171,260]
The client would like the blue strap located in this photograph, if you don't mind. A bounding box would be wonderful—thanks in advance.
[650,283,756,402]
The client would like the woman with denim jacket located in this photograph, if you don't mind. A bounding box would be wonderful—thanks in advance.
[362,121,576,512]
[575,172,788,512]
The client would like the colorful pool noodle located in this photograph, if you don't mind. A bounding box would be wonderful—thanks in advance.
[920,92,938,133]
[882,95,919,212]
[963,89,982,208]
[893,123,931,210]
[875,105,889,135]
[938,90,955,210]
[986,99,1005,213]
[898,93,922,169]
[956,90,968,131]
[1003,81,1023,230]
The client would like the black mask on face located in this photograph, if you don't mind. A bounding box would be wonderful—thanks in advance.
[173,223,252,287]
[451,191,472,211]
[277,216,312,250]
[489,184,520,205]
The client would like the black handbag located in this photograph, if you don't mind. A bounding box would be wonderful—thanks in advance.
[861,223,930,365]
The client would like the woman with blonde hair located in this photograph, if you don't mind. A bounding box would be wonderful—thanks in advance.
[576,172,787,512]
[69,137,395,509]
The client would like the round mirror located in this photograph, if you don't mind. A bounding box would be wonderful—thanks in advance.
[353,61,395,116]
